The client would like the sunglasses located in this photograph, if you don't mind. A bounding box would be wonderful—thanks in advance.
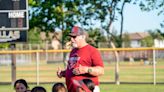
[70,36,77,39]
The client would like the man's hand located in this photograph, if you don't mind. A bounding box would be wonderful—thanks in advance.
[72,64,88,75]
[57,67,63,78]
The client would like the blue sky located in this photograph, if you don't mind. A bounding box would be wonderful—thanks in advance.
[54,3,163,33]
[113,4,163,33]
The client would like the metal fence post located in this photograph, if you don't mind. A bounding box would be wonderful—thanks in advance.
[29,44,32,64]
[45,43,48,62]
[11,44,16,85]
[153,48,156,85]
[36,52,40,85]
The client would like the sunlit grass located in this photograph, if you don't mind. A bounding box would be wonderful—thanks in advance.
[0,84,164,92]
[0,61,164,83]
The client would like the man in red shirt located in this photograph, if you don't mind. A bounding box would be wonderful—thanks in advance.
[57,26,104,92]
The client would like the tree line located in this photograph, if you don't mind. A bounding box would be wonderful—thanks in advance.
[0,0,163,49]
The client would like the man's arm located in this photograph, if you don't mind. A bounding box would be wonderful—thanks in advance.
[72,65,104,76]
[87,66,104,76]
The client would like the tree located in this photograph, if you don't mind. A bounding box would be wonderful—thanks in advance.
[122,32,130,47]
[87,28,106,48]
[141,29,164,47]
[0,43,10,49]
[133,0,164,28]
[141,36,154,47]
[119,0,131,47]
[28,27,42,44]
[29,0,80,46]
[28,0,126,47]
[148,29,164,40]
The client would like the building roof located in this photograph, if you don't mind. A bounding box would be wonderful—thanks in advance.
[129,32,149,40]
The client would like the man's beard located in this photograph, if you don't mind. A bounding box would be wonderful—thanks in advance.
[72,43,78,48]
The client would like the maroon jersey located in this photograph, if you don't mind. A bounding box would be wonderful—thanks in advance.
[65,45,104,92]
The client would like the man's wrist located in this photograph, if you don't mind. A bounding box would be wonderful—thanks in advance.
[87,68,92,74]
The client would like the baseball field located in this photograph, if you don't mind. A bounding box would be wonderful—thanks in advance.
[0,60,164,92]
[0,83,164,92]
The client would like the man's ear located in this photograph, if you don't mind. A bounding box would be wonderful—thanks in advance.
[82,35,86,39]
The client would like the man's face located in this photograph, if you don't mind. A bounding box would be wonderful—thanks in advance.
[70,35,84,48]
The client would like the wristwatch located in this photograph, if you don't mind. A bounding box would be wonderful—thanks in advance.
[88,68,92,73]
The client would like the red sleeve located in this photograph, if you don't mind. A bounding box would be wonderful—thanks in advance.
[91,49,104,67]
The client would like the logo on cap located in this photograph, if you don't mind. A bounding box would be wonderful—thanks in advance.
[72,26,79,34]
[69,26,84,36]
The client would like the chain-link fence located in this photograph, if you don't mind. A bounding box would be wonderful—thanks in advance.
[0,44,164,85]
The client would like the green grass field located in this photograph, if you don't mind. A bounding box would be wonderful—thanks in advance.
[0,84,164,92]
[1,61,164,83]
[0,61,164,92]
